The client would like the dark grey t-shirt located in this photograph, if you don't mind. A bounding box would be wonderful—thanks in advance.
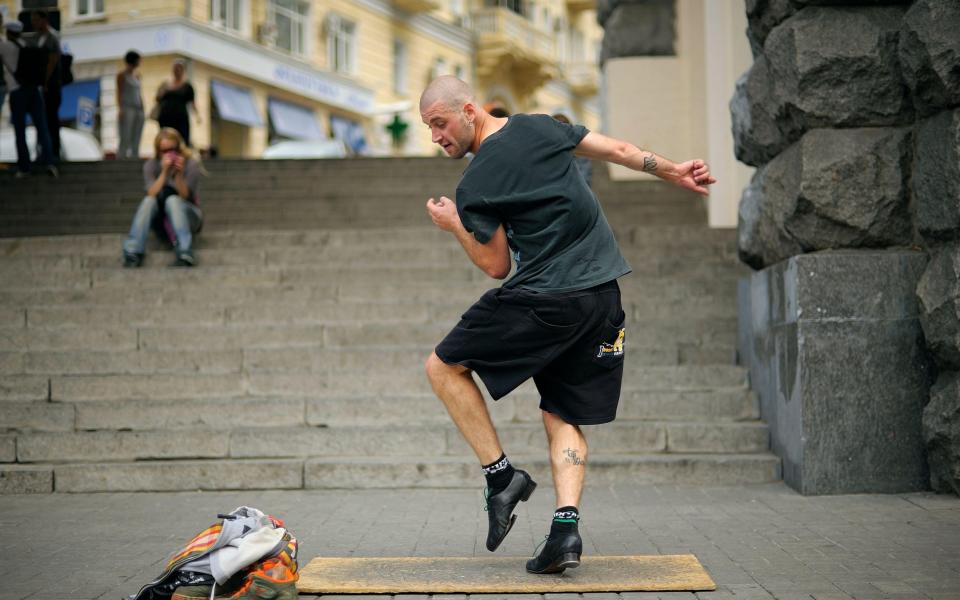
[456,113,631,293]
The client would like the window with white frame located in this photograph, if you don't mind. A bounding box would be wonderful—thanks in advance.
[327,13,357,75]
[75,0,105,19]
[454,64,464,80]
[430,57,448,81]
[211,0,246,33]
[485,0,524,16]
[449,0,466,26]
[269,0,309,56]
[393,39,408,94]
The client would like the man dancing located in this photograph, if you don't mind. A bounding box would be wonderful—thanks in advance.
[421,76,715,574]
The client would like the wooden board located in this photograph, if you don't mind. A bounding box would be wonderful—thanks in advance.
[297,555,716,594]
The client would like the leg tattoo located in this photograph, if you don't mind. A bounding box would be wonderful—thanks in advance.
[563,448,586,466]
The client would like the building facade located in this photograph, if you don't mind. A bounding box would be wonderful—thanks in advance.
[0,0,602,158]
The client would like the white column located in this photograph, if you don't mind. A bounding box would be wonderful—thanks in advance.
[703,0,755,228]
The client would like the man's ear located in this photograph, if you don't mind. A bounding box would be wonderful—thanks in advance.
[463,102,477,124]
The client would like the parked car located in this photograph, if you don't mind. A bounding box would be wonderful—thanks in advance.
[261,139,348,160]
[0,126,102,163]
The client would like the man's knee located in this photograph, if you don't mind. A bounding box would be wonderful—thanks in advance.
[425,351,467,382]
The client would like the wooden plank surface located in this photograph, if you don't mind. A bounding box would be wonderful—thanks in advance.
[297,555,716,594]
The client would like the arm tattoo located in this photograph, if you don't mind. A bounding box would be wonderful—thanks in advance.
[563,448,586,466]
[642,154,658,173]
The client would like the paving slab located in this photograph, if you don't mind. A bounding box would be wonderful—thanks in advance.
[0,483,957,600]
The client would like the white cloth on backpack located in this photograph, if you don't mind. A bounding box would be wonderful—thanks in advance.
[180,506,287,584]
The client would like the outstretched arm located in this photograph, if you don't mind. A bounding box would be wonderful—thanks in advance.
[575,131,716,195]
[426,197,511,280]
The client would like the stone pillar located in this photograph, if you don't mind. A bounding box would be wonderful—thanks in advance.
[733,0,960,495]
[739,250,932,494]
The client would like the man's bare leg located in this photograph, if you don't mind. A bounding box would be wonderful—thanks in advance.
[425,351,503,464]
[525,409,585,574]
[542,409,587,508]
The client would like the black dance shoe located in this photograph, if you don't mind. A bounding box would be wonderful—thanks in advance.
[484,469,537,551]
[525,530,582,574]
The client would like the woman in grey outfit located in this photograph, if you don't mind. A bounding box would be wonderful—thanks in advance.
[117,50,144,159]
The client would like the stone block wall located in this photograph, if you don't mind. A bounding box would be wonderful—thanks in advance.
[732,0,960,494]
[739,251,932,494]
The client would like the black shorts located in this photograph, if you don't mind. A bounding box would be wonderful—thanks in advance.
[435,280,626,425]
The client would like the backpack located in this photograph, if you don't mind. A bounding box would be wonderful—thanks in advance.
[14,43,47,87]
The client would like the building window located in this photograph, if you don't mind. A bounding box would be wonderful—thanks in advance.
[393,39,408,94]
[485,0,524,16]
[450,0,467,26]
[430,57,448,81]
[327,14,357,75]
[269,0,309,56]
[454,64,464,80]
[212,0,246,33]
[75,0,105,19]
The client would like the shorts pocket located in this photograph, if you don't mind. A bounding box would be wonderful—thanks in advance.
[591,310,626,369]
[458,289,501,329]
[529,307,580,330]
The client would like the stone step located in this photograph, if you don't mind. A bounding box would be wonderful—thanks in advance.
[3,452,779,493]
[0,244,740,270]
[13,296,736,332]
[0,280,736,311]
[1,334,735,378]
[40,364,745,403]
[21,301,432,328]
[303,454,778,490]
[129,321,735,356]
[11,420,769,464]
[0,386,758,433]
[0,225,735,254]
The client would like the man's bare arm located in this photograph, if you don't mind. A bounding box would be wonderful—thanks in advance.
[426,197,511,279]
[575,131,716,195]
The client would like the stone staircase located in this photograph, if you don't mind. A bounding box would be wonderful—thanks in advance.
[0,158,780,493]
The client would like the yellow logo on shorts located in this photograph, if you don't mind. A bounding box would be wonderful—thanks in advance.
[597,328,625,358]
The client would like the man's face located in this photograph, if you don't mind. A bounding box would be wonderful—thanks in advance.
[173,63,185,79]
[31,14,44,31]
[421,101,474,159]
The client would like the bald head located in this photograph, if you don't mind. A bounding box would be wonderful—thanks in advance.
[420,75,476,113]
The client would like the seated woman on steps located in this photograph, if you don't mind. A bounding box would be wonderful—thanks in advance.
[122,128,204,268]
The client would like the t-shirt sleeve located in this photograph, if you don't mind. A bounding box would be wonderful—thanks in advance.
[185,83,195,103]
[538,114,589,150]
[456,185,501,244]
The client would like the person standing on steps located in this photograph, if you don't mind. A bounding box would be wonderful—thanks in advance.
[154,59,199,147]
[420,76,716,575]
[117,50,145,159]
[31,10,62,162]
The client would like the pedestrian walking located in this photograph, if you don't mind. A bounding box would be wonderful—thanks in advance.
[420,76,716,574]
[117,50,144,159]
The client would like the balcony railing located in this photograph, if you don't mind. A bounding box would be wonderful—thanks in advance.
[565,0,596,15]
[392,0,442,13]
[564,61,599,97]
[472,6,558,85]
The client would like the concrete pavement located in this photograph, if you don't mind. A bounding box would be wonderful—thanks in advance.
[1,482,958,600]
